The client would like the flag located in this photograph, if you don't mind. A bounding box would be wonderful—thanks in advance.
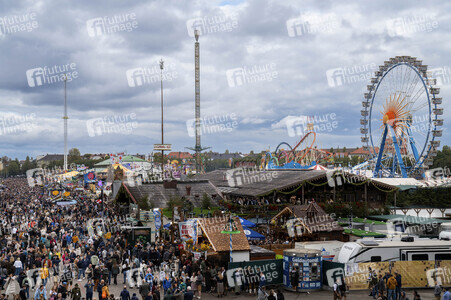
[153,209,161,230]
[96,199,102,204]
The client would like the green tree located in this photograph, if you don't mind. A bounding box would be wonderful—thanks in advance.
[138,195,152,211]
[201,193,212,210]
[432,145,451,169]
[68,148,81,163]
[167,195,183,210]
[7,159,20,176]
[21,156,33,174]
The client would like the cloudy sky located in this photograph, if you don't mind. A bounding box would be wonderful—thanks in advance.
[0,0,449,159]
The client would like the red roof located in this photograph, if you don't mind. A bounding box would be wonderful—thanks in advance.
[350,147,379,155]
[167,152,193,159]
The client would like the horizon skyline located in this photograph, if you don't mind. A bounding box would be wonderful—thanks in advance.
[0,0,448,161]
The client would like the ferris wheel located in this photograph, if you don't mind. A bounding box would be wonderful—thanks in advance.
[361,56,443,178]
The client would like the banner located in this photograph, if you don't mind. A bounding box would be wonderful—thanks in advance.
[84,171,96,183]
[153,209,161,230]
[111,152,124,164]
[227,259,283,287]
[179,219,198,242]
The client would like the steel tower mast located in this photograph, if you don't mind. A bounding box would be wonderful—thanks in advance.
[63,75,68,171]
[187,30,210,173]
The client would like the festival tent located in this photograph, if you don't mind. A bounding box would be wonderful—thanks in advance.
[242,226,266,241]
[56,171,79,179]
[101,163,133,173]
[308,164,328,171]
[239,216,256,228]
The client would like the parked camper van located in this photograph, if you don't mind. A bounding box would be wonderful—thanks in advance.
[337,238,451,264]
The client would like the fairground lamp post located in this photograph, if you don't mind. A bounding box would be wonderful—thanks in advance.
[221,214,241,263]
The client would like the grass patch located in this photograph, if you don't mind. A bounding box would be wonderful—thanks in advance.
[162,207,221,218]
[354,217,386,225]
[344,228,386,237]
[339,217,386,225]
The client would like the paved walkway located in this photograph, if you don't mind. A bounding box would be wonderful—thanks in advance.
[83,280,437,300]
[15,278,438,300]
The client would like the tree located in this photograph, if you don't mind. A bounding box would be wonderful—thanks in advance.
[224,149,230,154]
[201,193,212,210]
[432,145,451,169]
[7,159,20,176]
[167,195,183,210]
[68,148,81,163]
[138,195,152,211]
[21,156,34,174]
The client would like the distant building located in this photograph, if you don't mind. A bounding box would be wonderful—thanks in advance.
[207,152,243,161]
[94,155,152,172]
[116,180,222,208]
[90,153,108,160]
[272,203,345,241]
[36,154,64,167]
[167,152,194,160]
[349,147,378,158]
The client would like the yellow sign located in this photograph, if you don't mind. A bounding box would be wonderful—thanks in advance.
[52,190,59,196]
[63,192,70,197]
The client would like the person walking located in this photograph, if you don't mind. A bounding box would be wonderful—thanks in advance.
[139,281,150,300]
[387,273,397,300]
[333,279,340,300]
[413,290,421,300]
[395,272,402,300]
[120,286,131,300]
[216,273,224,298]
[101,282,110,300]
[195,271,203,299]
[71,283,81,300]
[433,280,441,300]
[443,287,451,300]
[111,261,120,285]
[97,280,105,300]
[40,265,49,287]
[378,274,386,299]
[257,286,267,300]
[84,280,94,300]
[34,285,47,300]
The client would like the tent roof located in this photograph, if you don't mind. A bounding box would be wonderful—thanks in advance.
[239,217,256,228]
[56,171,79,178]
[94,155,146,166]
[102,164,132,173]
[243,226,265,240]
[197,217,250,252]
[369,214,451,225]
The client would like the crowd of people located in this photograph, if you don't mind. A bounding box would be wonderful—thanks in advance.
[0,178,221,300]
[0,178,289,300]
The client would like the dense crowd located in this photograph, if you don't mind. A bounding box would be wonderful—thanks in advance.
[0,178,286,300]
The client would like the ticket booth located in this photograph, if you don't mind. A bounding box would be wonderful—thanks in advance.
[283,248,322,292]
